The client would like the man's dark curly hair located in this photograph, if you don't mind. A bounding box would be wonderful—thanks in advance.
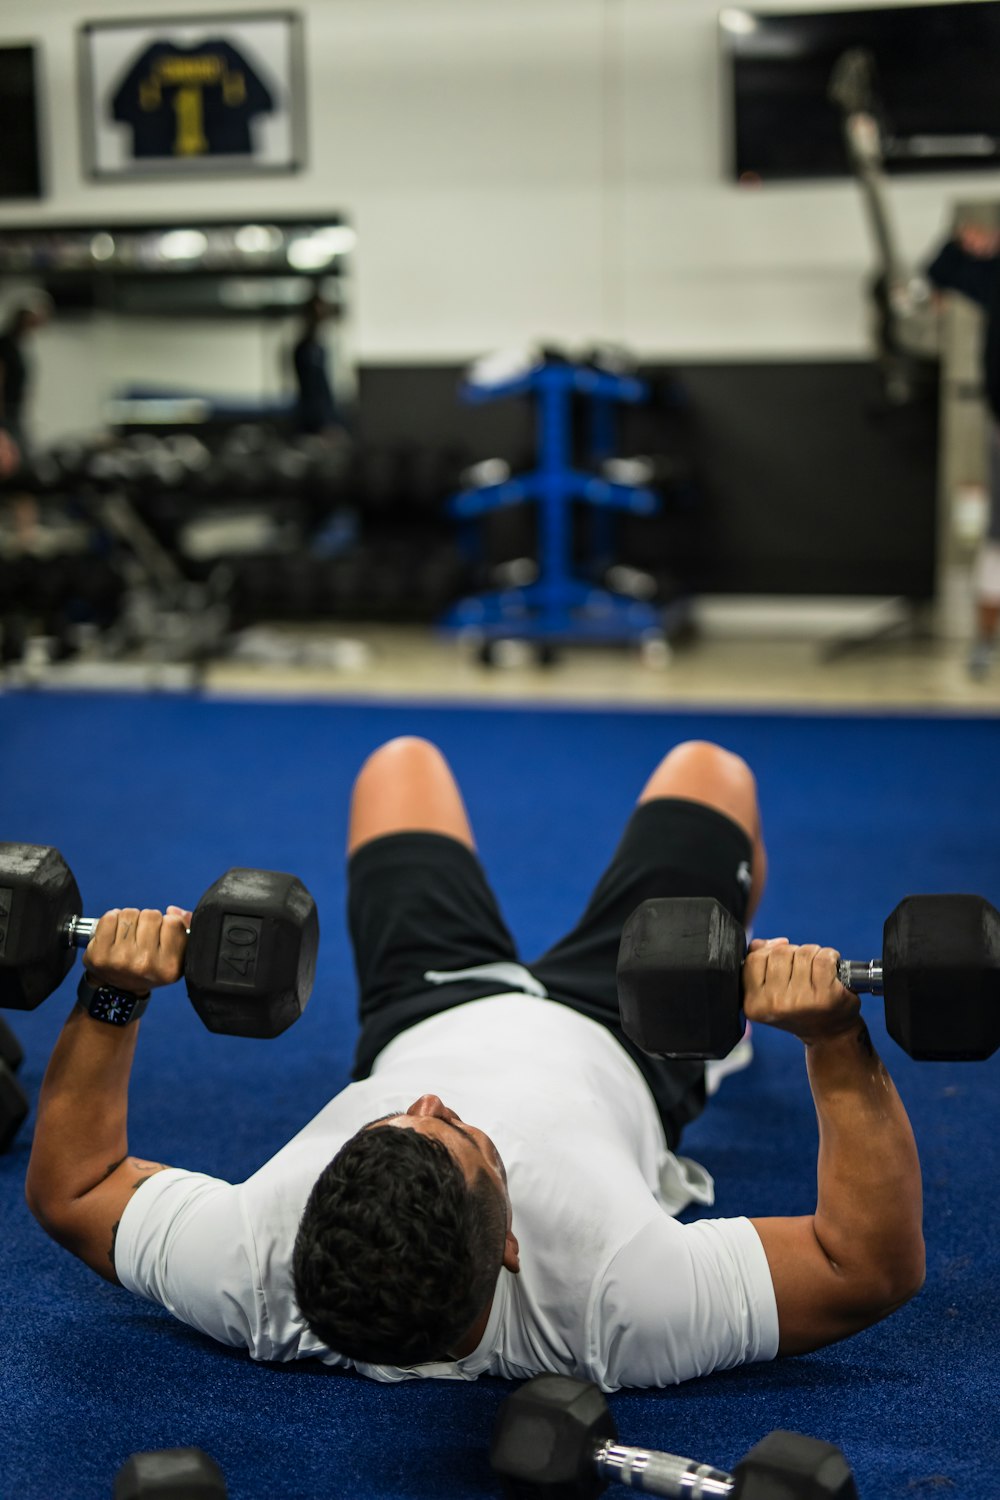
[292,1124,508,1366]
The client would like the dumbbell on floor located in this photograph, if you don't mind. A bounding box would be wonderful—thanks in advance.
[0,1059,28,1153]
[491,1374,858,1499]
[114,1447,227,1498]
[0,1013,28,1153]
[0,1013,24,1073]
[617,894,1000,1062]
[0,843,318,1039]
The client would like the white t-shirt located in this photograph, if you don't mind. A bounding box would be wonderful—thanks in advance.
[115,995,779,1391]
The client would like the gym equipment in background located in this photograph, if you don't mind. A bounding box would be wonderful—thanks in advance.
[439,349,688,664]
[827,47,940,407]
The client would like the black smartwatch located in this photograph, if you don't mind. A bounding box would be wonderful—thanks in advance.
[77,974,151,1027]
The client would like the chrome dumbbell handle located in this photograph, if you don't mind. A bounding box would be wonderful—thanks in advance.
[64,917,99,949]
[839,959,884,995]
[62,916,191,949]
[595,1441,734,1498]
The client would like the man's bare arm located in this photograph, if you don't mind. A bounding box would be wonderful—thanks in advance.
[746,942,924,1354]
[25,907,189,1283]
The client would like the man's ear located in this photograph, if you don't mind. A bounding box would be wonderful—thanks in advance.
[503,1230,520,1275]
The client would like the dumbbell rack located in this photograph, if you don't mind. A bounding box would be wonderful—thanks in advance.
[438,356,672,657]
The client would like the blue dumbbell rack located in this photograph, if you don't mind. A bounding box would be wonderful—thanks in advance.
[439,357,668,651]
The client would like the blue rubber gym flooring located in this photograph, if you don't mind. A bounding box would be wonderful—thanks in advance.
[0,691,998,1499]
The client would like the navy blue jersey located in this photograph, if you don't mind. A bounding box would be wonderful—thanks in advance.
[110,38,275,158]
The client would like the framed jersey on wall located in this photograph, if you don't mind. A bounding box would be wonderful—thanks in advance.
[79,12,305,178]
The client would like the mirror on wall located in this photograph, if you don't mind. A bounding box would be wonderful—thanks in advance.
[0,216,355,448]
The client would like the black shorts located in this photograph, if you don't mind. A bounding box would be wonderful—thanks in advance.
[348,797,754,1150]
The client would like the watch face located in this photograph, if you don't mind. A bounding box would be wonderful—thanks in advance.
[89,987,142,1025]
[94,989,134,1024]
[78,974,147,1025]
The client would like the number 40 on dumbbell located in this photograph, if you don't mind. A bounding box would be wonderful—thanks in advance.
[0,843,319,1038]
[617,894,1000,1062]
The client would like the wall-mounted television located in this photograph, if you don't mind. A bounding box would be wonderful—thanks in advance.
[0,46,43,200]
[722,1,1000,183]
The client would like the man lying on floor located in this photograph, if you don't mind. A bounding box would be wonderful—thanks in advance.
[25,737,925,1390]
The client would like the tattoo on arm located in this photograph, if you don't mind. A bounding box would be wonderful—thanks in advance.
[106,1166,166,1272]
[100,1157,164,1187]
[130,1165,166,1193]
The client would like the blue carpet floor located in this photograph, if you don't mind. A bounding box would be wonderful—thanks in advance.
[0,691,998,1500]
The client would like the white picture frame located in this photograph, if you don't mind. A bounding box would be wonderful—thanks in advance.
[79,11,305,179]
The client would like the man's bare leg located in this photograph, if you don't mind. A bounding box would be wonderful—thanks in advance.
[348,737,476,856]
[638,739,767,922]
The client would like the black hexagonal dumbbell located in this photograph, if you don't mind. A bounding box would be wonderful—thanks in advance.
[114,1447,227,1499]
[0,842,318,1039]
[617,893,1000,1063]
[490,1374,858,1499]
[0,1012,29,1154]
[0,1061,29,1154]
[0,1014,24,1073]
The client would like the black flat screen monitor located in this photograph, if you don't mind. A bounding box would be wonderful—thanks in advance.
[0,46,43,199]
[723,1,1000,182]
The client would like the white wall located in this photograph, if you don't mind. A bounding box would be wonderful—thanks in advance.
[1,0,997,371]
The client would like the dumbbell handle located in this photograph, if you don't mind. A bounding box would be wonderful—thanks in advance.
[64,917,190,948]
[839,959,884,995]
[743,955,883,995]
[741,957,883,997]
[596,1440,733,1497]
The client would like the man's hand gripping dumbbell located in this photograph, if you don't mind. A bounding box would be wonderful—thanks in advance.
[618,893,1000,1061]
[75,905,193,1027]
[0,842,319,1037]
[1,840,319,1288]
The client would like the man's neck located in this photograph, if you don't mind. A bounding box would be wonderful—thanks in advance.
[449,1295,494,1360]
